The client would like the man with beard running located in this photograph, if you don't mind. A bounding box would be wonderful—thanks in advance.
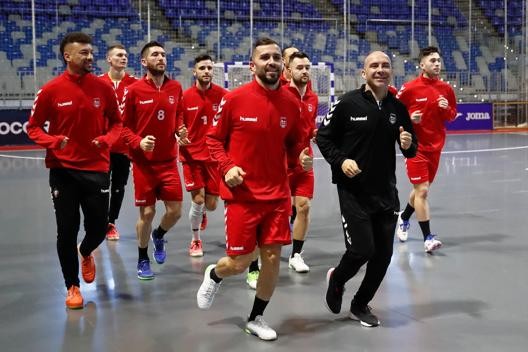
[27,32,122,308]
[282,51,318,273]
[196,37,313,340]
[179,54,228,257]
[122,41,188,280]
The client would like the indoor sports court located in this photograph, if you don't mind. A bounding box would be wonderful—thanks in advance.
[1,132,527,351]
[1,0,528,351]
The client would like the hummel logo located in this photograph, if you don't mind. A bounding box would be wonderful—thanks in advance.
[240,116,258,122]
[57,101,73,107]
[415,98,427,102]
[350,116,367,121]
[187,106,199,111]
[140,99,154,104]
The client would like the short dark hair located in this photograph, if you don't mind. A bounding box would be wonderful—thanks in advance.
[419,46,440,61]
[60,32,92,57]
[289,51,309,64]
[107,44,126,55]
[140,41,164,58]
[253,37,279,54]
[194,54,213,65]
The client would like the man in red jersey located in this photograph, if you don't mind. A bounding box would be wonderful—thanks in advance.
[196,37,313,341]
[122,41,187,280]
[396,46,457,253]
[99,44,137,241]
[283,51,318,273]
[27,32,122,309]
[179,54,228,257]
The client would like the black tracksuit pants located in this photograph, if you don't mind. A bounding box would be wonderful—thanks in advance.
[332,185,398,307]
[108,153,130,224]
[49,168,110,288]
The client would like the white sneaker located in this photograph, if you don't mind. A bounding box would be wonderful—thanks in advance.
[196,264,221,309]
[288,252,310,273]
[246,270,259,290]
[245,316,278,341]
[396,213,410,242]
[424,234,442,253]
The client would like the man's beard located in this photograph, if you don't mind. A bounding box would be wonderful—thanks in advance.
[257,70,279,85]
[147,64,165,77]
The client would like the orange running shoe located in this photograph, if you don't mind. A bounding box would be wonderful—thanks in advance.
[200,212,208,231]
[66,285,83,309]
[106,223,120,240]
[81,252,96,283]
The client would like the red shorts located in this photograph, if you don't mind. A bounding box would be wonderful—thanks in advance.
[405,150,441,184]
[132,161,183,206]
[224,199,292,256]
[288,167,314,198]
[182,161,220,195]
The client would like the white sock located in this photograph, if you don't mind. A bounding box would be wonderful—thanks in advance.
[189,201,204,241]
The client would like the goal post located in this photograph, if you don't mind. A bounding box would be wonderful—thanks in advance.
[213,61,334,125]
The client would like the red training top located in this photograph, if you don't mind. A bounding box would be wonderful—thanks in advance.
[27,71,122,172]
[99,72,138,154]
[206,79,307,202]
[397,74,457,152]
[121,75,184,165]
[179,83,228,163]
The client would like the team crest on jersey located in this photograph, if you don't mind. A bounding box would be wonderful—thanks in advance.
[280,116,287,128]
[389,113,397,125]
[93,98,100,108]
[307,104,314,112]
[212,104,218,111]
[169,96,175,104]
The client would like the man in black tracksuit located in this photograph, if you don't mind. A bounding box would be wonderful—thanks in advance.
[317,51,417,327]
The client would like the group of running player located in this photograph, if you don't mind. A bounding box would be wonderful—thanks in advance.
[27,31,456,341]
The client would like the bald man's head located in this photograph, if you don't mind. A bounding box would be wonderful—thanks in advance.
[361,51,392,93]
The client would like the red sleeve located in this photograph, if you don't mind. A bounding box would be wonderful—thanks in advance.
[26,88,65,149]
[206,96,236,175]
[286,103,307,167]
[442,86,457,122]
[121,87,143,150]
[176,89,184,133]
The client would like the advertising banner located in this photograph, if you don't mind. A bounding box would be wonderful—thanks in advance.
[448,103,493,131]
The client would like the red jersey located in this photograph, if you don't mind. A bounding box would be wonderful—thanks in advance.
[99,72,138,154]
[121,75,184,165]
[396,74,457,152]
[282,85,318,168]
[206,80,306,202]
[179,83,228,162]
[27,71,122,172]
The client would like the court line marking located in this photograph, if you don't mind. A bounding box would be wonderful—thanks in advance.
[1,144,528,161]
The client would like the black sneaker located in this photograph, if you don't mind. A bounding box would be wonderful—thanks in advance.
[349,301,380,327]
[324,268,344,314]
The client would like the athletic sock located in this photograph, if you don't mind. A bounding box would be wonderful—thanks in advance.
[248,296,269,321]
[401,203,415,221]
[419,220,431,241]
[152,225,167,239]
[138,247,149,261]
[291,239,304,257]
[210,267,223,283]
[189,201,204,241]
[249,259,259,272]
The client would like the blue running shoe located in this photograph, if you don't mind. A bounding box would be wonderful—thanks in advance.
[137,260,154,280]
[152,235,167,264]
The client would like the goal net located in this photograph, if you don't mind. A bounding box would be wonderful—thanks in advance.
[213,61,334,125]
